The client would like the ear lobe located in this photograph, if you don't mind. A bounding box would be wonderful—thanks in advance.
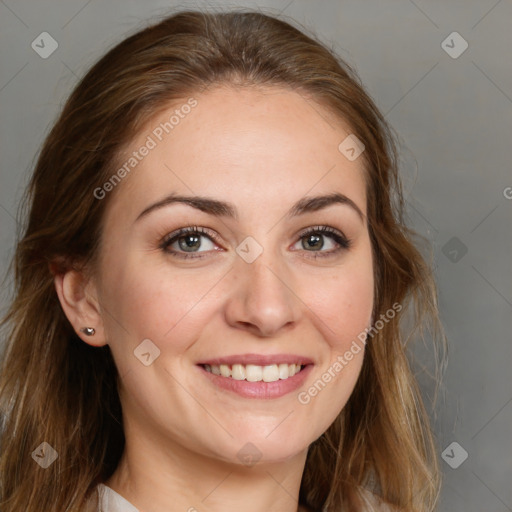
[53,268,107,347]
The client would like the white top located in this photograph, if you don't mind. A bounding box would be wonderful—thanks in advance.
[96,483,391,511]
[97,484,139,512]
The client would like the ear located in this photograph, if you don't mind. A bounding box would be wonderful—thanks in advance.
[52,265,107,347]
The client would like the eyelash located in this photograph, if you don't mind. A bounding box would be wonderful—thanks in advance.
[159,225,352,260]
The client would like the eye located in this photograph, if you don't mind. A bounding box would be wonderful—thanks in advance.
[160,225,351,261]
[292,225,351,258]
[160,226,221,259]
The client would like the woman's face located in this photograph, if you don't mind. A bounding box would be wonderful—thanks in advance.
[93,86,374,465]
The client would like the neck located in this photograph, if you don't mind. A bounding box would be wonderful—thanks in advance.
[105,421,311,512]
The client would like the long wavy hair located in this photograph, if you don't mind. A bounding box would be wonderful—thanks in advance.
[0,9,444,512]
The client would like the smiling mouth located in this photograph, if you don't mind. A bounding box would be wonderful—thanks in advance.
[201,363,305,382]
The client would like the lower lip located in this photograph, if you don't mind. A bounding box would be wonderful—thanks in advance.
[197,364,313,399]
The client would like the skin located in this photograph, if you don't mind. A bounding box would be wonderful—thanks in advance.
[55,85,374,512]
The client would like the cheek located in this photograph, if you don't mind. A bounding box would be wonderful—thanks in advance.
[310,256,374,351]
[297,256,373,427]
[99,253,222,358]
[294,280,372,438]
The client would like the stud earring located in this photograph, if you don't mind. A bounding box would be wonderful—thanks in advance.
[80,327,96,336]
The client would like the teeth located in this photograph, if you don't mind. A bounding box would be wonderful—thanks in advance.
[262,365,280,382]
[231,364,245,380]
[203,363,304,382]
[245,364,263,382]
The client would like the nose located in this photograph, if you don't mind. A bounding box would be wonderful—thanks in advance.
[224,252,301,338]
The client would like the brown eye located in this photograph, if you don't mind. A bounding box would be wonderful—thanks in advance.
[160,226,221,259]
[293,226,351,258]
[302,233,324,251]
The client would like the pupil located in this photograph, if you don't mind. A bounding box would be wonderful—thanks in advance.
[179,234,201,251]
[304,234,323,250]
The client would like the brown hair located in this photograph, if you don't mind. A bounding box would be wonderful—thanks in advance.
[0,9,444,511]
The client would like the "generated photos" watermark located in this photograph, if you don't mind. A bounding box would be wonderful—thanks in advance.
[93,97,198,200]
[298,302,402,404]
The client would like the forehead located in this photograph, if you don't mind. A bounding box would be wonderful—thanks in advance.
[104,85,367,223]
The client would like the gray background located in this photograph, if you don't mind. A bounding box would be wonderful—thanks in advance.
[1,0,511,510]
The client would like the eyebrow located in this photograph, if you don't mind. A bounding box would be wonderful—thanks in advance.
[135,192,365,223]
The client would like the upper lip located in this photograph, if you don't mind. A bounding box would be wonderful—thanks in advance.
[197,353,314,366]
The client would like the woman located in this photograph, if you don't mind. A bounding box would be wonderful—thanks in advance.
[0,9,444,512]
